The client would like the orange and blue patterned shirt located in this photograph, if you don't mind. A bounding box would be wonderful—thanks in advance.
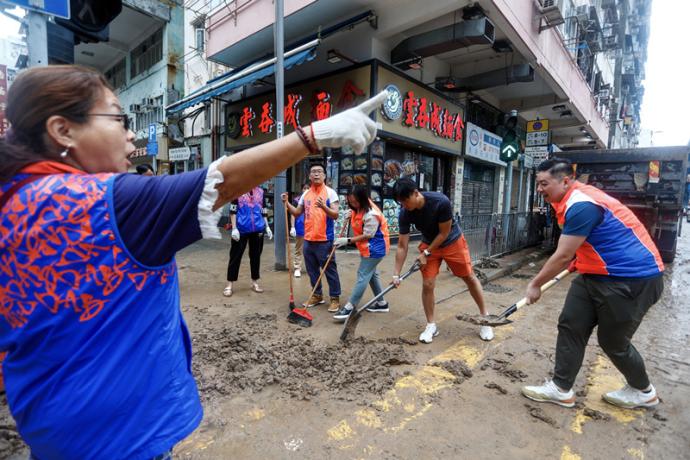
[0,161,206,459]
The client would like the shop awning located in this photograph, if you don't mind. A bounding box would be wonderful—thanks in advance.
[166,41,318,114]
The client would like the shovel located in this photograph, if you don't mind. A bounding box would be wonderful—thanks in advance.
[457,268,572,327]
[340,261,421,342]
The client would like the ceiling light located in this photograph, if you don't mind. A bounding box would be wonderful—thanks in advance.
[408,57,423,70]
[327,49,341,64]
[559,110,573,118]
[552,104,567,112]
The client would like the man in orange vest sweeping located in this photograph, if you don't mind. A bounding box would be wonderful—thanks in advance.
[522,158,664,409]
[283,163,342,312]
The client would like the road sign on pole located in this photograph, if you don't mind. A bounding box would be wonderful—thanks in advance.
[3,0,70,19]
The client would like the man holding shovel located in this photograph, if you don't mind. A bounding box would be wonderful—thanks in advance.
[521,158,664,409]
[392,178,493,343]
[283,163,342,312]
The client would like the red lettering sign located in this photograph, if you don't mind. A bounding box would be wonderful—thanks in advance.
[402,91,418,127]
[337,80,365,108]
[416,97,429,129]
[312,91,332,121]
[258,102,275,134]
[429,103,443,137]
[442,109,455,139]
[284,93,302,130]
[240,106,255,137]
[453,114,465,142]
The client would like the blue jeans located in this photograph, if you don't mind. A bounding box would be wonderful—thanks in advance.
[303,240,341,297]
[349,256,384,307]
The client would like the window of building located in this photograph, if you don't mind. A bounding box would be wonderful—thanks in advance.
[195,28,205,52]
[130,27,163,79]
[191,15,206,53]
[135,95,165,132]
[105,58,126,89]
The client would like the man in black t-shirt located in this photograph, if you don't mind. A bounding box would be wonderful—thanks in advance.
[392,178,493,343]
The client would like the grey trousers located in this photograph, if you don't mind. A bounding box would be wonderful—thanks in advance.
[553,274,664,391]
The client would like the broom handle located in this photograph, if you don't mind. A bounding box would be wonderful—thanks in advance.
[304,218,350,302]
[284,205,294,296]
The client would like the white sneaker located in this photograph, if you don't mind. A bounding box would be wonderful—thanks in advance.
[522,379,576,408]
[602,384,659,409]
[479,325,494,341]
[294,269,301,278]
[419,323,439,344]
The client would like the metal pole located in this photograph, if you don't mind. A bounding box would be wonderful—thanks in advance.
[503,161,513,249]
[27,11,48,67]
[273,0,287,270]
[503,162,513,214]
[516,156,525,212]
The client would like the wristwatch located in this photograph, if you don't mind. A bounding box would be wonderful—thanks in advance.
[423,249,431,257]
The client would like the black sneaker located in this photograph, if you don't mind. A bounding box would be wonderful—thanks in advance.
[333,304,354,322]
[366,301,389,313]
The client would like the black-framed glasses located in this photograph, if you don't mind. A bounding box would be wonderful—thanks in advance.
[88,113,130,131]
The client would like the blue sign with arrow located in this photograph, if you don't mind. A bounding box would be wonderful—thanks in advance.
[2,0,70,19]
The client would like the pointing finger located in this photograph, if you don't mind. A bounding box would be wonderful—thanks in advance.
[356,90,389,115]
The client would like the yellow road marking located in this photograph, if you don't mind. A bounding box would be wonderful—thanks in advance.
[560,445,581,459]
[566,354,646,458]
[243,407,265,421]
[326,326,513,449]
[570,354,643,435]
[627,447,644,459]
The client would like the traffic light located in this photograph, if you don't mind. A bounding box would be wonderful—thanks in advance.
[55,0,122,44]
[500,110,520,163]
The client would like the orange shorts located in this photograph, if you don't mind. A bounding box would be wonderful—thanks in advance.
[419,235,473,279]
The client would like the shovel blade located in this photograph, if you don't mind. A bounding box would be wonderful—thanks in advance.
[340,308,364,341]
[456,313,513,327]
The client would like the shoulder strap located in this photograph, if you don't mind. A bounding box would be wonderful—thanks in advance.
[0,175,43,213]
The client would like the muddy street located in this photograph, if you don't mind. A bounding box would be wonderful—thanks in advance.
[2,232,689,459]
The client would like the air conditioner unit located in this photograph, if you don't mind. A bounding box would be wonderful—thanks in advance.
[129,104,142,113]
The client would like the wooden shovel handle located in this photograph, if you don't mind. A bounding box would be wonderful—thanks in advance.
[513,268,572,310]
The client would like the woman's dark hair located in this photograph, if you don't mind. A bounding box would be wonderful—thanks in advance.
[136,164,154,175]
[0,65,111,182]
[348,184,371,213]
[393,177,418,200]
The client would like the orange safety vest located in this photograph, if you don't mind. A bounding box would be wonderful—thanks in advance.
[350,201,390,258]
[302,184,336,242]
[552,180,664,277]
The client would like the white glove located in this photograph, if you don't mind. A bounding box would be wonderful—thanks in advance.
[231,228,240,241]
[290,227,297,238]
[311,90,389,154]
[265,226,273,240]
[334,237,349,248]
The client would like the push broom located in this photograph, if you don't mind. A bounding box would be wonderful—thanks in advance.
[288,219,350,327]
[284,205,312,327]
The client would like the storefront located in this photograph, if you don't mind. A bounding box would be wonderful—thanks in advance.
[462,122,506,215]
[221,60,465,235]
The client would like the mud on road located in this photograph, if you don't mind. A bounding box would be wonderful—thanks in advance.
[2,234,689,459]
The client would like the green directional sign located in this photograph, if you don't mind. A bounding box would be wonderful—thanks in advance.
[500,131,520,162]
